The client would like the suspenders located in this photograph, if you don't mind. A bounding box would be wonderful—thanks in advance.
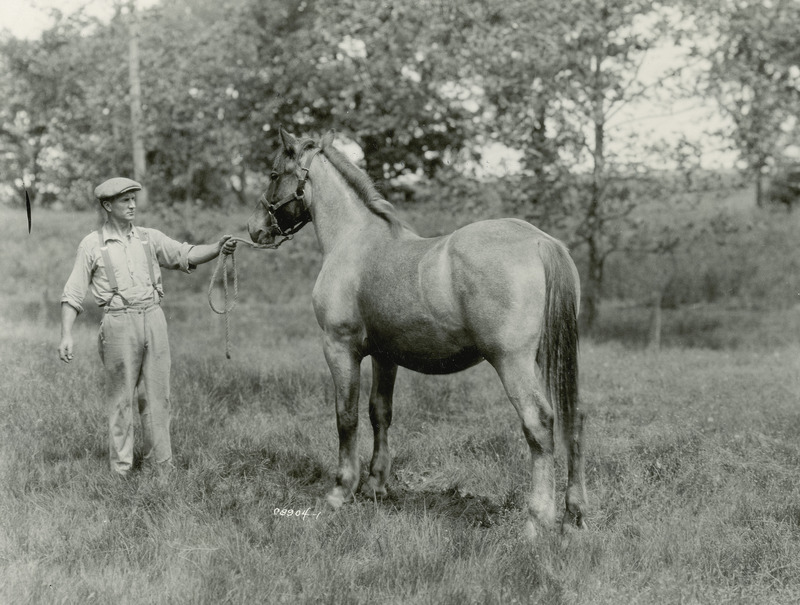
[96,227,161,308]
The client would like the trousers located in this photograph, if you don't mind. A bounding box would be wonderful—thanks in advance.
[98,304,172,475]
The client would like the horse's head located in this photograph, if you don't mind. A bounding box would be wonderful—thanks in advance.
[248,127,322,245]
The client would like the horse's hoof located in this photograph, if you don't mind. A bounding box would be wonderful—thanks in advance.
[561,498,588,531]
[523,519,542,543]
[360,479,387,500]
[561,514,588,534]
[326,488,347,509]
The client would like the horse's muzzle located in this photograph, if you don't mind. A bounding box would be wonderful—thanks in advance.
[247,214,277,246]
[249,226,278,246]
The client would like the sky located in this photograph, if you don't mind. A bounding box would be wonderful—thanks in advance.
[0,0,160,40]
[1,0,737,174]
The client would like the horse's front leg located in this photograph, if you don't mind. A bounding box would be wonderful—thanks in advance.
[362,357,397,499]
[322,333,363,508]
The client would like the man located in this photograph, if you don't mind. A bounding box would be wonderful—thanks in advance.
[58,177,237,478]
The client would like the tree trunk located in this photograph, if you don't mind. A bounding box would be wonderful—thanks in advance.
[230,163,248,205]
[24,139,44,206]
[580,239,603,334]
[580,283,599,335]
[128,0,148,208]
[579,47,607,335]
[755,171,763,208]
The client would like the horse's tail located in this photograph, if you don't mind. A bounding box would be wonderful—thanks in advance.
[538,238,581,448]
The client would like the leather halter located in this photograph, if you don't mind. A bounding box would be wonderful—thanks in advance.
[259,147,321,236]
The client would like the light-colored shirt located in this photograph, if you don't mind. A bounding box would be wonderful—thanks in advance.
[61,222,195,313]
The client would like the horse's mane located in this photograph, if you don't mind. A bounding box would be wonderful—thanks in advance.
[319,137,414,237]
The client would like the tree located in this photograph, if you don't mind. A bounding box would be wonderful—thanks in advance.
[225,0,476,194]
[430,0,575,203]
[1,0,268,207]
[442,0,689,331]
[0,17,92,205]
[554,1,687,331]
[691,0,800,207]
[133,0,258,205]
[0,7,141,208]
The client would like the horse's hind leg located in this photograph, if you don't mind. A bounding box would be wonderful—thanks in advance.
[362,358,397,499]
[563,408,588,532]
[322,335,363,508]
[493,354,556,540]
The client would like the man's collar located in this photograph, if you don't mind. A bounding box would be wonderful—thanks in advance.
[101,221,138,243]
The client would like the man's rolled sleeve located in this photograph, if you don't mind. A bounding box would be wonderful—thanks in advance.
[60,243,91,314]
[147,228,195,274]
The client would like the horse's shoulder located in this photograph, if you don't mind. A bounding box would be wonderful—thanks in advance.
[314,255,361,305]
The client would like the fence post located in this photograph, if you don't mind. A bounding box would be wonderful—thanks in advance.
[647,288,662,351]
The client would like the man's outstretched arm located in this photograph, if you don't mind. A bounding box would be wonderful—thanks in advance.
[187,235,237,266]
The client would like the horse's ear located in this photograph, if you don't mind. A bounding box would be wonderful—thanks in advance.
[280,126,298,157]
[321,130,336,150]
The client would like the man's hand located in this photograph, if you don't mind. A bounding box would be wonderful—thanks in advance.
[189,237,238,266]
[59,303,78,363]
[58,335,74,363]
[219,235,237,256]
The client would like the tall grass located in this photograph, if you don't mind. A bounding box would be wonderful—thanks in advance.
[2,204,800,603]
[2,315,799,604]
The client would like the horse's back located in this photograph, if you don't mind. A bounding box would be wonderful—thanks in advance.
[449,218,562,252]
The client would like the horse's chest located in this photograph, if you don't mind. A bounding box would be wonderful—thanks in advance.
[312,267,365,335]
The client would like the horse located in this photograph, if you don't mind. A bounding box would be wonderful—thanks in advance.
[247,127,588,539]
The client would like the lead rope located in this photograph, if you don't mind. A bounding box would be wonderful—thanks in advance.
[207,235,293,358]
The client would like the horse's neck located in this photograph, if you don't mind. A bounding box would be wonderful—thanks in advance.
[311,169,379,255]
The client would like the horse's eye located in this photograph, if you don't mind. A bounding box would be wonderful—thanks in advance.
[270,172,279,181]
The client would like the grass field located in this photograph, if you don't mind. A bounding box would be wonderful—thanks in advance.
[1,205,800,603]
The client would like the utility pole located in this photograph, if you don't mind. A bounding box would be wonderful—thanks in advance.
[128,0,148,208]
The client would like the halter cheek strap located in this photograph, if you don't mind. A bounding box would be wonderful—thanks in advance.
[260,147,322,236]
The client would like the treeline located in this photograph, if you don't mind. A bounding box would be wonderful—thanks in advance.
[2,0,799,329]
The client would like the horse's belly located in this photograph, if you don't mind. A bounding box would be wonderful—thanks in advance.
[367,335,483,375]
[397,350,484,374]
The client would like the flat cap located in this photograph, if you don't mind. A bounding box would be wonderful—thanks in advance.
[94,177,142,200]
